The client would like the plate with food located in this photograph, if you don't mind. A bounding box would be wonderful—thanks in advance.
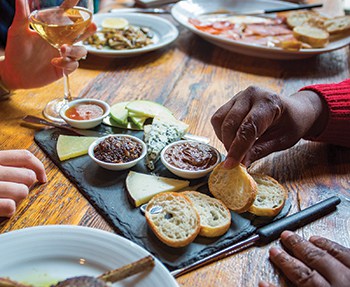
[0,225,179,287]
[171,0,350,59]
[83,12,179,57]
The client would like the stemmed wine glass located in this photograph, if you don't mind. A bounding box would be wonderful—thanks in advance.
[28,0,93,122]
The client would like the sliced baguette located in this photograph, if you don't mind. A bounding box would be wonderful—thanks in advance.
[323,16,350,34]
[208,163,257,213]
[183,191,231,237]
[293,25,329,48]
[145,192,200,248]
[286,11,315,28]
[248,174,287,217]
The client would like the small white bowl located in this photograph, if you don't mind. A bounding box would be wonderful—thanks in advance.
[161,140,221,179]
[60,98,110,129]
[88,134,147,171]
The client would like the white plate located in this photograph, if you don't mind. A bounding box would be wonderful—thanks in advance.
[84,12,179,57]
[171,0,350,60]
[0,225,179,287]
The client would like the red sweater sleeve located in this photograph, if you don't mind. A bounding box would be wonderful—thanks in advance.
[300,79,350,147]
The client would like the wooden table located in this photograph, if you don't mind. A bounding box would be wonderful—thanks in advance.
[1,0,349,286]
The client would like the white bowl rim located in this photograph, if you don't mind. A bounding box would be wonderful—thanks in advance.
[161,140,221,174]
[60,98,110,123]
[88,134,147,167]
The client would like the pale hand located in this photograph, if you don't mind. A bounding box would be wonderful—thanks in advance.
[0,0,96,90]
[210,86,328,168]
[0,150,46,218]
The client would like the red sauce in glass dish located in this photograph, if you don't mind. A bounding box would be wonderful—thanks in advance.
[65,103,104,120]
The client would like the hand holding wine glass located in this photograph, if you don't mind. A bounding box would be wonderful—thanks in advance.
[0,0,96,121]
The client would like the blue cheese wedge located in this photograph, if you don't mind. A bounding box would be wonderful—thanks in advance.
[144,116,188,170]
[126,171,190,207]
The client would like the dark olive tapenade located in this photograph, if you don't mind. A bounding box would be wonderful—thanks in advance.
[93,136,143,163]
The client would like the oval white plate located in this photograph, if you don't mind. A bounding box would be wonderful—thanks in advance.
[0,225,179,287]
[83,12,179,57]
[171,0,350,60]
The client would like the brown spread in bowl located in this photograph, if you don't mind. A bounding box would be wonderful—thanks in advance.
[164,141,218,171]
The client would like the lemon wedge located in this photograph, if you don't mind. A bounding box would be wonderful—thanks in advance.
[101,17,129,29]
[57,135,98,161]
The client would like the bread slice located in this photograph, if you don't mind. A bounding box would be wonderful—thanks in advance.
[248,174,287,217]
[293,26,329,48]
[323,16,350,34]
[286,11,315,28]
[208,163,257,213]
[182,191,231,237]
[145,192,200,248]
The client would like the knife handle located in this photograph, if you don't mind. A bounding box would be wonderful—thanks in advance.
[257,196,341,244]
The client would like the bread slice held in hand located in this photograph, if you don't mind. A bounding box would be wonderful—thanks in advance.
[208,163,257,213]
[248,174,287,217]
[183,191,231,238]
[145,192,200,248]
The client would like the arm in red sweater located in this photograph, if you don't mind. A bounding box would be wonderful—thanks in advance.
[301,79,350,148]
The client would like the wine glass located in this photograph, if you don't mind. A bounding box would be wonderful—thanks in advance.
[28,0,93,122]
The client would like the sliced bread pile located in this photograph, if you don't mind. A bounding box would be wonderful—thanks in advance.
[145,191,231,248]
[208,163,287,217]
[285,11,350,48]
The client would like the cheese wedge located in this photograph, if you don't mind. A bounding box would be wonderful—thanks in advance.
[56,135,98,161]
[126,171,190,207]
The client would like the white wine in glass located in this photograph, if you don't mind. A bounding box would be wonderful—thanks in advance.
[29,0,93,122]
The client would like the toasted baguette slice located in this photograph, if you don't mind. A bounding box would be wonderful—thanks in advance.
[208,163,257,213]
[286,11,315,28]
[248,174,287,217]
[183,191,231,237]
[323,16,350,34]
[293,26,329,48]
[145,192,200,248]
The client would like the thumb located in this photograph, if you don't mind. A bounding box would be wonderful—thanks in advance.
[13,0,30,27]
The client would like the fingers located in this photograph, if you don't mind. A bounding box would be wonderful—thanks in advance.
[76,22,97,42]
[270,231,350,286]
[0,150,47,183]
[0,182,29,203]
[269,246,329,287]
[310,235,350,268]
[14,0,30,25]
[0,198,16,218]
[60,45,87,61]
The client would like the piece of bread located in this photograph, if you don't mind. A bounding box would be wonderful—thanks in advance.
[323,16,350,34]
[293,25,329,48]
[145,192,200,248]
[248,174,287,217]
[182,191,231,237]
[286,11,318,28]
[208,163,257,213]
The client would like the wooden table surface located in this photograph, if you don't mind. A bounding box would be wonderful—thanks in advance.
[1,0,350,286]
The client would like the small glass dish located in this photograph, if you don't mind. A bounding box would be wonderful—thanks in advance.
[60,98,110,129]
[88,134,147,171]
[160,140,221,179]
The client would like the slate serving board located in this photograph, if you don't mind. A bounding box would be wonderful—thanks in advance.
[34,126,291,271]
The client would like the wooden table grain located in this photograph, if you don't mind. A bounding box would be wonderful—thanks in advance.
[1,0,350,286]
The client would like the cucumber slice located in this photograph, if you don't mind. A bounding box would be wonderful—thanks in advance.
[110,101,129,125]
[126,100,173,118]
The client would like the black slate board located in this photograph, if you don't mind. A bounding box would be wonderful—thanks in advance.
[34,126,291,271]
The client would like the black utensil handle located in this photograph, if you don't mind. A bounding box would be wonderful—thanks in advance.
[265,3,323,14]
[257,196,341,244]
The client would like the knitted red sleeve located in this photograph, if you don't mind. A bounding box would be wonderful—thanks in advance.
[300,79,350,147]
